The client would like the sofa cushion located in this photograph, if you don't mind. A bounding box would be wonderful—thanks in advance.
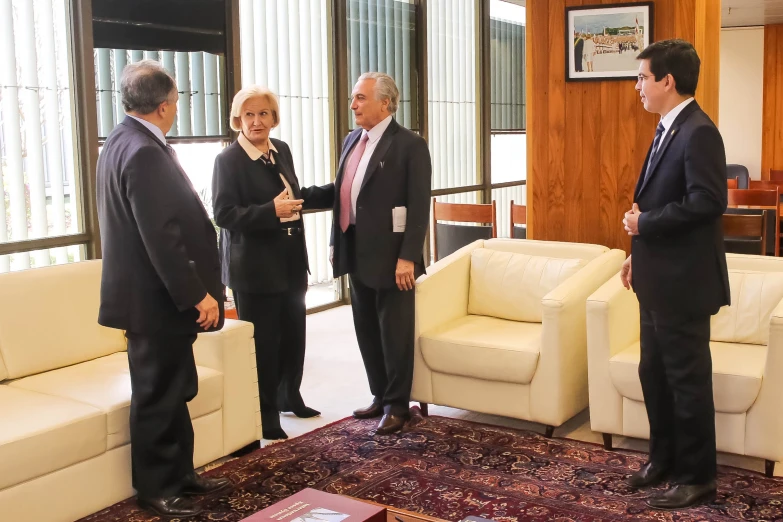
[0,260,127,380]
[468,248,586,322]
[420,315,541,384]
[711,270,783,345]
[0,385,106,490]
[609,341,766,413]
[8,353,224,450]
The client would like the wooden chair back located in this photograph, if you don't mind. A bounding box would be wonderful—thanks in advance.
[432,198,497,261]
[727,187,780,256]
[723,213,767,256]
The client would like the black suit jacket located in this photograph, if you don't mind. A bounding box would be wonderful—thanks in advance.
[96,116,224,334]
[331,118,432,289]
[212,138,334,293]
[632,101,730,316]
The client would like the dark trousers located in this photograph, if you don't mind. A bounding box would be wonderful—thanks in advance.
[234,234,308,427]
[639,308,717,484]
[126,332,198,498]
[349,273,415,416]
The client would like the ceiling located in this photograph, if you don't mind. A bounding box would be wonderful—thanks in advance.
[722,0,783,27]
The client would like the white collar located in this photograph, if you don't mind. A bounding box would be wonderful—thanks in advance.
[659,97,694,133]
[128,115,167,145]
[238,132,278,161]
[365,114,393,144]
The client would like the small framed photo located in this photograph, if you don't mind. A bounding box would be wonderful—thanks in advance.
[566,2,654,82]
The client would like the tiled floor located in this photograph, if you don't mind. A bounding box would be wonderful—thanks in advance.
[256,305,779,477]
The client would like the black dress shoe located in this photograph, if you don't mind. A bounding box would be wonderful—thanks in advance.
[646,482,717,510]
[353,401,383,419]
[262,426,289,440]
[375,413,406,435]
[137,495,203,518]
[282,405,321,418]
[182,472,232,496]
[627,461,670,488]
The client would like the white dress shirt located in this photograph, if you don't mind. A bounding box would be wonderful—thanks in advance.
[128,115,167,145]
[655,97,694,154]
[350,114,393,223]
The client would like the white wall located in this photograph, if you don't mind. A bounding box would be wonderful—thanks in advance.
[719,27,765,179]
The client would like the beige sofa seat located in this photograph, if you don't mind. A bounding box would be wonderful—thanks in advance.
[420,316,541,385]
[609,341,766,414]
[8,352,224,449]
[587,253,783,477]
[414,238,625,430]
[0,386,106,490]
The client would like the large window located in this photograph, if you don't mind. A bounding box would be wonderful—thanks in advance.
[0,0,84,273]
[240,0,338,310]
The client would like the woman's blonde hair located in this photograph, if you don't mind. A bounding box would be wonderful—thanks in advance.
[229,85,280,132]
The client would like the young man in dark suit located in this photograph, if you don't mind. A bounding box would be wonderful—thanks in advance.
[621,39,729,510]
[330,72,432,435]
[96,60,230,518]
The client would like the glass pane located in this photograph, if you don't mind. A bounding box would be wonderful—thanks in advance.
[427,0,478,190]
[490,0,526,131]
[492,184,526,238]
[346,0,419,131]
[0,0,84,268]
[0,244,85,274]
[169,142,226,223]
[238,0,340,309]
[94,50,227,138]
[491,133,527,183]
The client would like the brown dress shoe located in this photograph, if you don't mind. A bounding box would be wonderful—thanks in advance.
[375,413,406,435]
[353,401,383,419]
[182,472,232,496]
[137,495,203,518]
[646,481,717,510]
[627,461,670,488]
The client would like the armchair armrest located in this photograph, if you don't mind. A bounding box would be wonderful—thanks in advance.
[585,272,640,434]
[530,249,626,425]
[193,319,259,454]
[746,298,783,462]
[412,240,482,402]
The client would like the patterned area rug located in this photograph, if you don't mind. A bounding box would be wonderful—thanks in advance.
[79,409,783,522]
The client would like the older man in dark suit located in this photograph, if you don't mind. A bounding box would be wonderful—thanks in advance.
[331,72,432,435]
[96,60,230,518]
[621,40,729,510]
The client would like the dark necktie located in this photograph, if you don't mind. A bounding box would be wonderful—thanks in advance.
[644,122,666,182]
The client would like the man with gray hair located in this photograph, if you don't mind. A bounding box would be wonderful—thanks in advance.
[96,60,230,518]
[330,72,432,435]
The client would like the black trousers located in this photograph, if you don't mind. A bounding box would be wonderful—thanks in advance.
[126,332,198,498]
[639,308,717,484]
[234,234,308,426]
[349,273,415,416]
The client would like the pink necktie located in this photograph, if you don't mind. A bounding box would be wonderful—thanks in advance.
[339,133,369,232]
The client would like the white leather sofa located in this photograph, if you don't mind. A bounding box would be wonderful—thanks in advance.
[0,260,259,522]
[587,253,783,477]
[412,239,625,433]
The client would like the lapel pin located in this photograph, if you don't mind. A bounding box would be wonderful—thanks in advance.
[671,129,677,136]
[380,161,384,168]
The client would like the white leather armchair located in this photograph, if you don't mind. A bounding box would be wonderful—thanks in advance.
[412,238,625,433]
[587,253,783,477]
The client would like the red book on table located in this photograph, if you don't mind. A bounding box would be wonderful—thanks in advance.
[240,488,386,522]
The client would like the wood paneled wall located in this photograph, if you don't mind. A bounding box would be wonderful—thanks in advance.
[526,0,721,252]
[763,24,783,179]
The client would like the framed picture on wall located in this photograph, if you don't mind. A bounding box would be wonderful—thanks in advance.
[566,2,654,82]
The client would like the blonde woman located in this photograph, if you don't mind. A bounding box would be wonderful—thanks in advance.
[212,86,334,440]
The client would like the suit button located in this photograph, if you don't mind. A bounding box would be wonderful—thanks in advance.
[358,206,363,210]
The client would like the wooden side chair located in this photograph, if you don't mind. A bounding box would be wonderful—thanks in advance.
[727,187,780,256]
[510,200,527,239]
[431,198,497,261]
[769,169,783,182]
[723,212,767,256]
[727,178,738,190]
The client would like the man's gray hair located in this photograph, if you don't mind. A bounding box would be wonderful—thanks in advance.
[120,60,177,115]
[358,72,399,114]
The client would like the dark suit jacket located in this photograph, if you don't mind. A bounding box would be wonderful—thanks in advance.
[331,118,432,289]
[632,100,730,316]
[96,116,224,334]
[212,138,334,294]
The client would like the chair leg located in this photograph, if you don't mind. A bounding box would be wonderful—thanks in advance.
[419,402,429,417]
[544,425,555,438]
[602,433,613,451]
[766,460,776,478]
